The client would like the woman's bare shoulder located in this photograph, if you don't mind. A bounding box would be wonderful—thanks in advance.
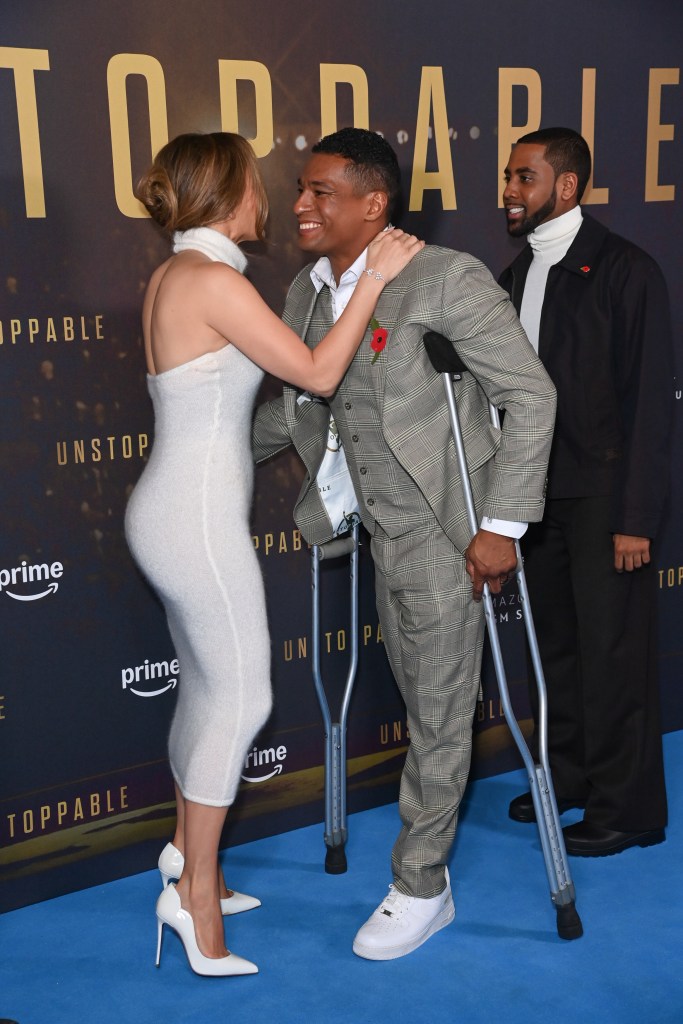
[156,252,249,297]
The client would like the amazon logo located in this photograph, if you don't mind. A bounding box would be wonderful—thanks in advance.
[241,743,288,783]
[0,559,63,601]
[121,658,179,697]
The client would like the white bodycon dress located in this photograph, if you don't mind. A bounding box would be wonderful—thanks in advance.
[125,232,272,806]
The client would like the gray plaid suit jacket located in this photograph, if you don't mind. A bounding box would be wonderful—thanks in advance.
[253,245,556,549]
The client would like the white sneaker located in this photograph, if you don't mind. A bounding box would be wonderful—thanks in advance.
[352,871,455,961]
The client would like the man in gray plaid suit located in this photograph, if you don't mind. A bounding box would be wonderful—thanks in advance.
[253,128,556,960]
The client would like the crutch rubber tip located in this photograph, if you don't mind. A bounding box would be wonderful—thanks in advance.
[324,845,347,874]
[556,903,583,940]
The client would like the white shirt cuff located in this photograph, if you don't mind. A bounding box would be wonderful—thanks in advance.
[480,517,528,539]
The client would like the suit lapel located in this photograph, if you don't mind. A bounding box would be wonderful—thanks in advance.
[283,280,331,435]
[283,277,320,338]
[375,280,418,415]
[285,273,412,429]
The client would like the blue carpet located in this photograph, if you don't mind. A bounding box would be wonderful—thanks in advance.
[2,731,682,1024]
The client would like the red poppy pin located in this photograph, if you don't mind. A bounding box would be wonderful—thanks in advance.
[369,317,388,364]
[580,265,591,273]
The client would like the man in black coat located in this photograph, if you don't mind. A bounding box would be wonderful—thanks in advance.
[499,126,673,856]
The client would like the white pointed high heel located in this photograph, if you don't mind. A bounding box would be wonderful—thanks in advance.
[155,883,258,977]
[158,842,261,915]
[158,842,184,888]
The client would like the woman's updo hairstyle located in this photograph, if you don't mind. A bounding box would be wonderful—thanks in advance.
[135,132,268,239]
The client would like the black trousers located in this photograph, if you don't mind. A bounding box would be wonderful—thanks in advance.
[522,495,667,831]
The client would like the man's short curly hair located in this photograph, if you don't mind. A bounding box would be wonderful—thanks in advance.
[312,127,401,219]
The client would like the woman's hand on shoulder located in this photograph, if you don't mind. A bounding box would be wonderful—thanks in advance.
[365,228,424,285]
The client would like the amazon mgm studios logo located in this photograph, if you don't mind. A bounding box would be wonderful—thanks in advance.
[0,558,63,602]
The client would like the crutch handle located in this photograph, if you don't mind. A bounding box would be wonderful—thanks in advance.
[423,330,467,376]
[315,536,357,560]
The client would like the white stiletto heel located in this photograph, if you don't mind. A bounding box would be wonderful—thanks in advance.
[156,916,163,966]
[158,842,261,914]
[155,884,258,977]
[158,842,184,889]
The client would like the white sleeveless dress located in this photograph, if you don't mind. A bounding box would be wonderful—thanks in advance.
[125,229,272,806]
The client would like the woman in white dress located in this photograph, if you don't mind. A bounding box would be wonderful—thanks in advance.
[125,132,422,977]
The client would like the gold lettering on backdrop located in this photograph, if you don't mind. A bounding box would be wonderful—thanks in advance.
[324,630,345,653]
[2,56,680,219]
[219,60,274,158]
[379,719,410,745]
[320,64,370,139]
[282,622,384,661]
[55,433,148,466]
[0,46,50,217]
[497,68,542,208]
[0,313,107,345]
[658,566,683,588]
[409,67,456,212]
[4,786,129,840]
[363,622,384,644]
[283,638,309,661]
[645,68,679,201]
[581,68,609,204]
[476,699,505,723]
[0,694,6,720]
[251,529,302,554]
[107,53,169,218]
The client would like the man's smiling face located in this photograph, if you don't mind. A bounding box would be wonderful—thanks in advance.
[503,143,561,237]
[294,153,383,277]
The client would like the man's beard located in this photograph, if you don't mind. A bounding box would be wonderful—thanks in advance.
[507,190,557,237]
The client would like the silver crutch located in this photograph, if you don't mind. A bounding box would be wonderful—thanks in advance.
[423,331,583,940]
[311,521,360,874]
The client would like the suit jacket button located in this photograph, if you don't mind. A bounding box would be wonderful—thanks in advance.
[352,434,359,442]
[367,498,375,506]
[345,401,352,409]
[360,467,367,475]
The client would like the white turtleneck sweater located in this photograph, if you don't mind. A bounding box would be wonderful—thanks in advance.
[519,206,583,352]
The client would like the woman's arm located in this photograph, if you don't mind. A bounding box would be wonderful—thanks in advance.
[201,228,422,396]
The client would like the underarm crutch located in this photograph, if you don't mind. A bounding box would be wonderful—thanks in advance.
[423,331,583,941]
[311,520,360,874]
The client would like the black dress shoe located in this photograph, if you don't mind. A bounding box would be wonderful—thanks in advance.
[508,791,581,823]
[562,820,666,856]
